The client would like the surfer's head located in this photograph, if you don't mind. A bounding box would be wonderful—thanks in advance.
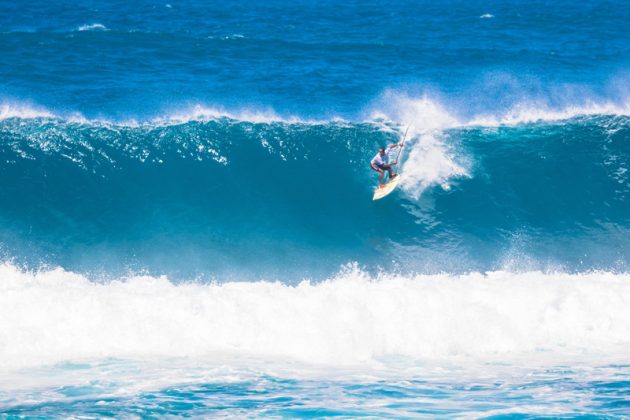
[379,146,386,154]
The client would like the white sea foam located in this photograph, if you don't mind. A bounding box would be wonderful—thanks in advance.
[399,133,469,197]
[372,91,630,131]
[370,92,460,131]
[153,104,348,125]
[0,101,324,126]
[480,13,495,19]
[0,102,54,120]
[77,23,108,32]
[153,104,317,125]
[1,263,629,369]
[467,101,630,126]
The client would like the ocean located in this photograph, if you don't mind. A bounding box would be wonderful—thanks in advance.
[1,0,629,417]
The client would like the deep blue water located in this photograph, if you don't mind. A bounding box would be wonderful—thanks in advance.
[1,0,629,119]
[1,0,630,417]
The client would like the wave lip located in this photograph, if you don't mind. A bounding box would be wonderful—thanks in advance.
[372,91,630,131]
[2,93,629,128]
[0,100,342,126]
[152,104,332,125]
[77,23,109,32]
[466,102,630,127]
[1,264,630,369]
[0,102,54,120]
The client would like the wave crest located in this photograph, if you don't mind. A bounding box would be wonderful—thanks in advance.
[2,93,629,128]
[0,102,54,120]
[77,23,109,32]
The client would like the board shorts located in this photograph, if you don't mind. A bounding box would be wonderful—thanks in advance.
[371,163,388,172]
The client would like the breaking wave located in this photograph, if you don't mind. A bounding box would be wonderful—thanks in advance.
[0,97,628,278]
[1,263,630,369]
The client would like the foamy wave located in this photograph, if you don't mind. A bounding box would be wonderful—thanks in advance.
[369,92,460,132]
[0,102,54,120]
[1,263,629,369]
[0,100,339,126]
[77,23,108,32]
[400,133,469,197]
[480,13,495,19]
[371,91,630,130]
[153,104,329,125]
[467,101,630,126]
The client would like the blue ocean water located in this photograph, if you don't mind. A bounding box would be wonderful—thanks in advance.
[1,0,630,417]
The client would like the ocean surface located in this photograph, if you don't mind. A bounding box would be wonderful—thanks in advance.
[1,0,630,417]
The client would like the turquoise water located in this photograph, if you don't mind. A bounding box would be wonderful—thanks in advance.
[1,0,630,417]
[1,116,628,280]
[3,359,630,417]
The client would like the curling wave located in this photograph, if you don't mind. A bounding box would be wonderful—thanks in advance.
[0,100,628,278]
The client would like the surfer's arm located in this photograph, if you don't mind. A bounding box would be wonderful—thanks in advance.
[388,143,403,149]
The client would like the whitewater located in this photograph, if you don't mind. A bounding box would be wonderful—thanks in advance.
[3,263,630,368]
[2,0,630,416]
[2,263,630,416]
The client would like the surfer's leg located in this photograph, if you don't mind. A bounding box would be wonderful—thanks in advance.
[371,164,385,187]
[384,164,394,180]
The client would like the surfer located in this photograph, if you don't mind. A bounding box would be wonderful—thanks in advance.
[370,143,402,187]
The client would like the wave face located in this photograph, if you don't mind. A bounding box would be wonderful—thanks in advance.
[0,112,628,279]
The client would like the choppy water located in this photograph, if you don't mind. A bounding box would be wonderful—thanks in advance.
[1,0,629,417]
[3,359,630,417]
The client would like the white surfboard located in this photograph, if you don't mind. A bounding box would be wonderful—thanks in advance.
[373,175,401,200]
